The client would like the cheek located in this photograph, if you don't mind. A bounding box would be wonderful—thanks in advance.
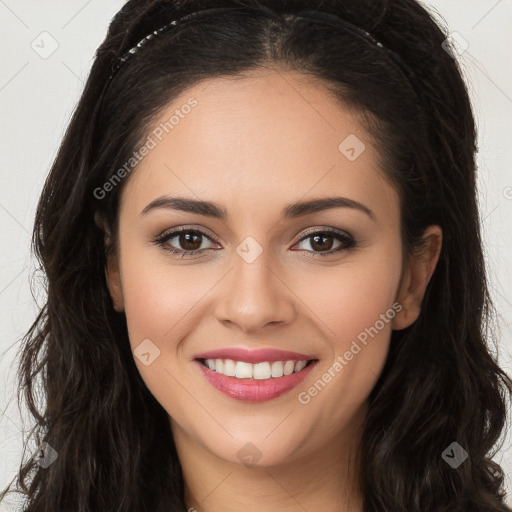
[118,239,213,347]
[293,246,403,346]
[291,244,402,413]
[117,245,208,416]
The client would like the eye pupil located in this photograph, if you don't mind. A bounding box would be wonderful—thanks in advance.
[310,233,334,252]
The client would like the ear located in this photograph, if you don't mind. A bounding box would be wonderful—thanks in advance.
[393,225,442,330]
[94,212,124,313]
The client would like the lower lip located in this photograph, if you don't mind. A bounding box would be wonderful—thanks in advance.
[195,360,317,402]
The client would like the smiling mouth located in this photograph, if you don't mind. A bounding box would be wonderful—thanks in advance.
[197,358,318,380]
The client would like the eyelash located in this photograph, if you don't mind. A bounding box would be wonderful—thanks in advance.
[153,226,357,260]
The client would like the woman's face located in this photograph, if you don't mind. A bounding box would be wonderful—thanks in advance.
[105,69,438,468]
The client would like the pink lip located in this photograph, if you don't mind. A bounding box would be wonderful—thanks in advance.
[195,359,318,402]
[193,347,316,364]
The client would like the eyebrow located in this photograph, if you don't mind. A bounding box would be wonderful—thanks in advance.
[140,195,375,221]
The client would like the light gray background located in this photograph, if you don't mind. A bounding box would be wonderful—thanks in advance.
[0,1,511,510]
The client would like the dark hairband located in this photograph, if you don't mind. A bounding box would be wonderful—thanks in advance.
[107,7,421,97]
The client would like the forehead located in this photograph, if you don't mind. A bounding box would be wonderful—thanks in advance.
[120,69,399,222]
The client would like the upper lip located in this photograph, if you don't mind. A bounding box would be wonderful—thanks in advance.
[193,347,317,364]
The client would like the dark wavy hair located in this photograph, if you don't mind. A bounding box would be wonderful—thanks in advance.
[1,0,511,510]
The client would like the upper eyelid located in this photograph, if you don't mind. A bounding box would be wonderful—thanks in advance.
[157,225,353,246]
[157,226,220,244]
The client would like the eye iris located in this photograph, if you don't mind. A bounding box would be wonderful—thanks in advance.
[310,233,334,252]
[180,231,202,251]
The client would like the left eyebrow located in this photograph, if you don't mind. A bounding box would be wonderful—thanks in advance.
[140,195,375,221]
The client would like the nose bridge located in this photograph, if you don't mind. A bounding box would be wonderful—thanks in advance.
[213,242,295,332]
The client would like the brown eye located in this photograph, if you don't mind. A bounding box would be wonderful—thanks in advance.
[155,228,219,257]
[293,229,356,258]
[177,231,203,251]
[309,233,336,252]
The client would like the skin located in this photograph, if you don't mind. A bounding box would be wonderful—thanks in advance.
[103,68,442,512]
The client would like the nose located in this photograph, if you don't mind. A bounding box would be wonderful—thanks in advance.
[213,252,296,334]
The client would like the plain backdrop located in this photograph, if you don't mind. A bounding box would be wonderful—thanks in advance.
[0,1,511,510]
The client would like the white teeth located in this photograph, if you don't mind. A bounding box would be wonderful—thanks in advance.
[223,359,236,376]
[253,362,271,380]
[283,360,295,375]
[271,361,284,377]
[294,360,307,372]
[203,359,312,379]
[235,361,253,379]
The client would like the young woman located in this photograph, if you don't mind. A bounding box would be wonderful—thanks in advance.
[1,0,511,510]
